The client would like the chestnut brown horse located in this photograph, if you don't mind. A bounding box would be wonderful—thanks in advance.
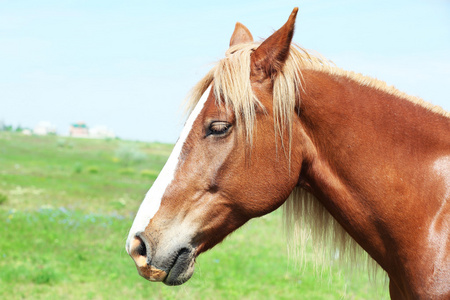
[126,8,450,299]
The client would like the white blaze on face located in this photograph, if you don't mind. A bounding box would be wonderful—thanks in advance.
[126,86,212,253]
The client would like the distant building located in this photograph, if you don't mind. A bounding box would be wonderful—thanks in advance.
[89,125,116,139]
[69,122,115,139]
[34,121,56,136]
[69,122,89,138]
[22,129,32,136]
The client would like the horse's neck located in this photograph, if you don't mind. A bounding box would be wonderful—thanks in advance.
[297,69,450,293]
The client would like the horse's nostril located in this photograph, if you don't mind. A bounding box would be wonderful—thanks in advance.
[136,237,147,256]
[130,235,148,267]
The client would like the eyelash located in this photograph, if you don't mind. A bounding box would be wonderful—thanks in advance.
[207,121,231,137]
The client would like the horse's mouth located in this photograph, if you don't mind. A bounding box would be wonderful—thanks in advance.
[162,247,196,286]
[134,246,196,286]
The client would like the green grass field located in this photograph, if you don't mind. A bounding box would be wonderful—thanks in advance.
[0,132,388,299]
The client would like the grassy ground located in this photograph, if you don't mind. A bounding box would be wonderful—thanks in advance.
[0,132,389,299]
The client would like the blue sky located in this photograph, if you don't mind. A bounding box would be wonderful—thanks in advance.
[1,0,449,143]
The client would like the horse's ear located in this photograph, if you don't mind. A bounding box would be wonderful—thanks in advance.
[229,22,254,47]
[251,7,298,79]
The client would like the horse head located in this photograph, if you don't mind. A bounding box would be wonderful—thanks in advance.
[125,8,306,285]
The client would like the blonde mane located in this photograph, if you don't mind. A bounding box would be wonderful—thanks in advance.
[185,42,449,275]
[187,42,449,141]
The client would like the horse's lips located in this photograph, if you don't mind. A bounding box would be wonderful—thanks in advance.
[141,266,167,282]
[135,246,196,285]
[162,248,196,286]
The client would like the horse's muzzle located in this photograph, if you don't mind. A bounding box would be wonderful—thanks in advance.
[128,233,196,286]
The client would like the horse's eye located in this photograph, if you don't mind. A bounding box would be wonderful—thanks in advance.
[208,121,231,136]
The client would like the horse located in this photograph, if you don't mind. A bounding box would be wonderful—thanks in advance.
[126,8,450,299]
